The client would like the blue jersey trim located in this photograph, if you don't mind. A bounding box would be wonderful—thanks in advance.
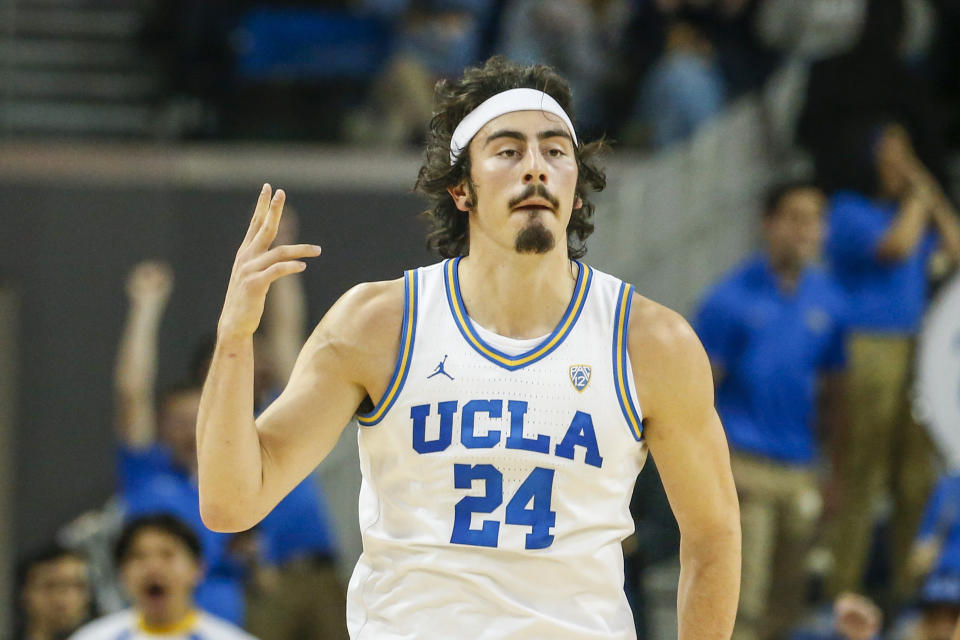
[357,270,418,426]
[443,257,593,371]
[613,282,643,440]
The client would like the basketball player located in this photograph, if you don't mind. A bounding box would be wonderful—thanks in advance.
[197,57,740,639]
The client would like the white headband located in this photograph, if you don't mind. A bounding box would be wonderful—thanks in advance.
[449,88,578,165]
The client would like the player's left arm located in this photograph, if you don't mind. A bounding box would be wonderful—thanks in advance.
[629,294,740,640]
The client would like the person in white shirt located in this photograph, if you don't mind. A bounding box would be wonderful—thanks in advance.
[69,514,257,640]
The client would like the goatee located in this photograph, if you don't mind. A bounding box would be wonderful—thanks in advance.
[515,220,555,254]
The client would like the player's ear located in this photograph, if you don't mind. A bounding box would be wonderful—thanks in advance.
[447,182,471,213]
[573,194,583,210]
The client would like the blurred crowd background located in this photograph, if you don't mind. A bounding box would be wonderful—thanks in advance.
[4,0,960,638]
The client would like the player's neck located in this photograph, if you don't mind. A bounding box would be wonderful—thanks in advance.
[457,247,577,339]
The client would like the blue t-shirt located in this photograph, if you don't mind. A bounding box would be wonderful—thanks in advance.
[694,254,848,464]
[916,473,960,575]
[253,390,339,566]
[826,190,936,333]
[259,476,337,565]
[118,445,246,624]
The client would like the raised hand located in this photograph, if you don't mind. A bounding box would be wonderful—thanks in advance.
[833,592,882,640]
[126,260,173,309]
[217,184,321,341]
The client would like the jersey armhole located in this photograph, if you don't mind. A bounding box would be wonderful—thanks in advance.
[612,282,644,441]
[356,269,418,426]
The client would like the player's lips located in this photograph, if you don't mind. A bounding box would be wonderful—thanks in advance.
[512,199,555,212]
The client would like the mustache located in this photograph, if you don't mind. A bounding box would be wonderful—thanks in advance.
[507,183,560,210]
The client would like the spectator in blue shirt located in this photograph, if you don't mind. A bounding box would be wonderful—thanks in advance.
[115,245,346,637]
[188,210,349,640]
[824,123,960,607]
[114,262,246,624]
[694,181,848,640]
[885,572,960,640]
[346,0,495,146]
[909,473,960,589]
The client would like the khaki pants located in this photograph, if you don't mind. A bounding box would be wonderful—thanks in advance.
[245,557,349,640]
[826,333,937,603]
[731,453,821,640]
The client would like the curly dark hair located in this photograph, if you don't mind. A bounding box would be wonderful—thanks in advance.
[415,56,608,259]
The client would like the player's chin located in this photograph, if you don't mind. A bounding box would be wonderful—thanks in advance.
[514,223,556,255]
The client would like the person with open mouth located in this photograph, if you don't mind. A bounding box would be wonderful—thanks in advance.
[68,514,258,640]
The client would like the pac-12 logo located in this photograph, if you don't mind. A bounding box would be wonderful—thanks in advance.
[569,365,591,392]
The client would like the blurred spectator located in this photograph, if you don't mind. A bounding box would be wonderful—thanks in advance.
[238,210,349,640]
[790,592,883,640]
[346,0,495,146]
[68,515,257,640]
[890,572,960,640]
[755,0,865,61]
[16,545,93,640]
[114,261,246,623]
[822,123,960,606]
[928,0,960,148]
[57,499,127,615]
[620,0,776,148]
[632,15,726,148]
[797,0,949,193]
[114,244,347,637]
[908,473,960,590]
[693,182,848,640]
[757,0,933,62]
[496,0,631,135]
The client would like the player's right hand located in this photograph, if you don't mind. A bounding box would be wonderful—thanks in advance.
[217,184,321,341]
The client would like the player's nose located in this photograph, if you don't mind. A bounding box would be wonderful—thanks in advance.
[522,150,548,184]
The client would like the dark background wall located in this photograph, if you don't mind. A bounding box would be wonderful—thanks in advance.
[0,178,432,559]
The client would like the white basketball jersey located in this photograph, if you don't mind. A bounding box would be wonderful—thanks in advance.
[348,259,648,640]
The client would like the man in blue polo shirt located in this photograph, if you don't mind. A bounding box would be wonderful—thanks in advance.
[694,181,848,640]
[824,123,960,606]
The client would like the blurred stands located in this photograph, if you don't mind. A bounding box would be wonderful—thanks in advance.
[0,0,162,137]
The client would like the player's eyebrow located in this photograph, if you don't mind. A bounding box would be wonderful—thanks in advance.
[483,128,573,147]
[483,130,525,147]
[538,129,573,144]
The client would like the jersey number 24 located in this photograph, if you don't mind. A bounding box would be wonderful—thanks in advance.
[450,464,556,549]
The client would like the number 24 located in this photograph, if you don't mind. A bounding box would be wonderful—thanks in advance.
[450,464,556,550]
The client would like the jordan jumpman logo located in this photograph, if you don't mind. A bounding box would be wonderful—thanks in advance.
[427,355,455,380]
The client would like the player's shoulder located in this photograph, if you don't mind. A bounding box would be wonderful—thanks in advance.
[625,290,714,417]
[327,261,444,338]
[302,271,413,378]
[196,610,261,640]
[627,291,702,358]
[336,276,406,330]
[68,609,135,640]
